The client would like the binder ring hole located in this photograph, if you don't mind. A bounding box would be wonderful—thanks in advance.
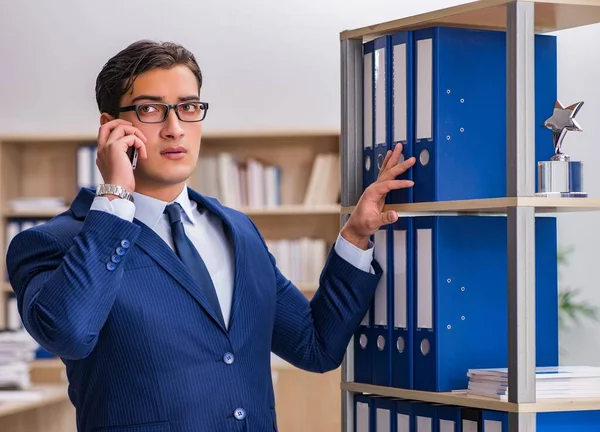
[376,153,384,170]
[420,339,430,356]
[359,334,368,349]
[365,155,372,172]
[396,336,405,354]
[419,149,430,166]
[377,335,386,351]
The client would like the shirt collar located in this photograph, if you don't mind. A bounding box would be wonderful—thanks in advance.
[132,184,198,229]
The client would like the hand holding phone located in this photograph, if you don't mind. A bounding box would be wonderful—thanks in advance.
[96,119,148,193]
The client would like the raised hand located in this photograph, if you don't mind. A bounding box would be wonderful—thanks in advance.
[96,119,148,194]
[340,143,415,250]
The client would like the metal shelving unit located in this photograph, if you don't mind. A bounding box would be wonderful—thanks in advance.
[339,1,600,431]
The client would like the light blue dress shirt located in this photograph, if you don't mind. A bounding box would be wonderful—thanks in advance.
[90,185,374,329]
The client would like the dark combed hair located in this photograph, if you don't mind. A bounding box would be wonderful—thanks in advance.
[95,40,203,117]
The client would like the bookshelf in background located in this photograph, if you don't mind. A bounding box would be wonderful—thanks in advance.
[0,130,342,432]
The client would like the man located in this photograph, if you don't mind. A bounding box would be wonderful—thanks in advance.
[6,40,415,431]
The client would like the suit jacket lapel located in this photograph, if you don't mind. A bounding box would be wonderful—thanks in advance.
[132,219,228,333]
[187,189,247,331]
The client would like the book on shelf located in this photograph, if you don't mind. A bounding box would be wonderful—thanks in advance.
[265,237,327,287]
[303,153,340,206]
[197,153,281,209]
[196,152,340,209]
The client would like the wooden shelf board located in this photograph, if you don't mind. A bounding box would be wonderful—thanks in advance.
[342,382,600,413]
[340,0,600,40]
[4,207,69,219]
[241,204,340,216]
[0,385,69,418]
[0,129,340,144]
[341,197,600,215]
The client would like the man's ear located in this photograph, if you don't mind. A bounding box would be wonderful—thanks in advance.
[100,112,115,126]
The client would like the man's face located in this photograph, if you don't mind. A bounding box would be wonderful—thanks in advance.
[117,65,203,189]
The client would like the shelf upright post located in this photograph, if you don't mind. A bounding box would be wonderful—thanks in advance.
[340,35,364,432]
[506,1,537,431]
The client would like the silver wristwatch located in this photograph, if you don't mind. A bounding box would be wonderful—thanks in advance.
[96,184,134,202]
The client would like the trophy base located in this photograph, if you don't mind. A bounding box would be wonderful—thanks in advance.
[536,160,586,198]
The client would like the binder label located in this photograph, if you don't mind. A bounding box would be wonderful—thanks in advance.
[417,228,433,329]
[398,414,410,431]
[393,230,407,329]
[484,420,502,432]
[416,38,433,141]
[374,230,388,326]
[417,415,433,432]
[375,47,387,146]
[463,420,478,432]
[440,419,456,432]
[364,52,373,150]
[356,402,370,432]
[393,43,407,143]
[376,408,390,432]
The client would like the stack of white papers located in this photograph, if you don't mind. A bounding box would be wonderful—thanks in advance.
[0,330,39,390]
[465,366,600,400]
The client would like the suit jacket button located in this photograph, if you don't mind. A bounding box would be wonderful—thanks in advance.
[234,408,246,420]
[121,240,130,248]
[116,247,127,256]
[223,353,234,365]
[111,254,122,263]
[106,262,117,271]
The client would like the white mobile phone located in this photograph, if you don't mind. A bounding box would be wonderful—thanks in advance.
[128,147,139,170]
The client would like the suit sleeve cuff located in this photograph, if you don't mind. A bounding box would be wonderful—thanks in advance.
[90,196,135,222]
[334,233,374,274]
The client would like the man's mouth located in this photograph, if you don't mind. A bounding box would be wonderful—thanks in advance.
[160,146,187,155]
[160,147,187,159]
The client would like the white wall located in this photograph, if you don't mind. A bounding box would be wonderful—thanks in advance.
[1,0,600,364]
[0,0,464,135]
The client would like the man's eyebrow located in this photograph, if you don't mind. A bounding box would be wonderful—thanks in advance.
[129,95,200,104]
[130,95,163,104]
[178,95,201,102]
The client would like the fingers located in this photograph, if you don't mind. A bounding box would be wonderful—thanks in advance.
[369,179,415,198]
[98,119,132,147]
[378,150,393,178]
[98,120,148,149]
[379,155,416,182]
[380,210,398,226]
[107,125,148,147]
[117,135,147,159]
[377,143,411,181]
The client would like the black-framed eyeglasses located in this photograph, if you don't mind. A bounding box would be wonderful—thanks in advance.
[118,101,209,123]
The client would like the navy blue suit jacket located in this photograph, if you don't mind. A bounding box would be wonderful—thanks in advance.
[6,186,382,432]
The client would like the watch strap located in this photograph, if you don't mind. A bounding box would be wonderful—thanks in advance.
[96,184,134,202]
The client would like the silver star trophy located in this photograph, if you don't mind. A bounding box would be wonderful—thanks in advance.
[536,100,587,198]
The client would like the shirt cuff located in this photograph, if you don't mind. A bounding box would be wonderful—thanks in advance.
[334,233,375,274]
[89,196,136,222]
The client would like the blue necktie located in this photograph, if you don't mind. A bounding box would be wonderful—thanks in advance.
[164,203,225,327]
